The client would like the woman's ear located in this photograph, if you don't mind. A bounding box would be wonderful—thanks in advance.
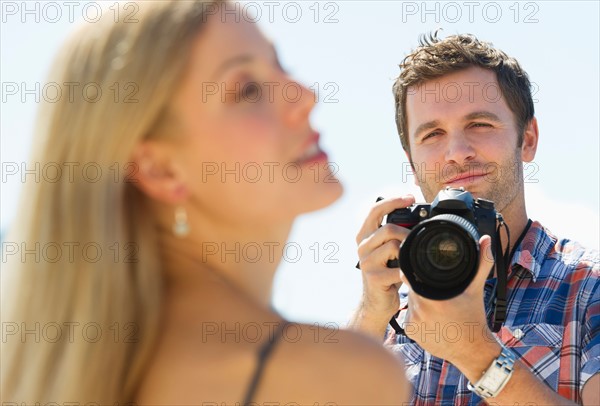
[521,117,539,163]
[129,140,188,204]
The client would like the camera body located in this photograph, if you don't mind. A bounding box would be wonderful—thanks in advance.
[386,187,497,300]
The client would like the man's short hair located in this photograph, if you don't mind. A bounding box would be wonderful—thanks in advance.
[393,32,535,154]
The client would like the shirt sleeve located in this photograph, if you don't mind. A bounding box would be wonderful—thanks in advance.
[384,285,410,347]
[580,259,600,392]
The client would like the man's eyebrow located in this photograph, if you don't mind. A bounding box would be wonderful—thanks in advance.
[413,120,441,139]
[412,111,502,139]
[464,111,502,122]
[211,43,280,80]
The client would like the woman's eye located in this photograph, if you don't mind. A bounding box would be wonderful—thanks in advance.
[240,82,261,101]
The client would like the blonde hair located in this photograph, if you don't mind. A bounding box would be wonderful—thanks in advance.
[1,1,220,402]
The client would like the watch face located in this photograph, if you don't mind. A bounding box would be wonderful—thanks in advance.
[470,348,516,398]
[481,373,504,392]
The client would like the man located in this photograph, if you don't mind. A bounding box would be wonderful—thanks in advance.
[350,33,599,405]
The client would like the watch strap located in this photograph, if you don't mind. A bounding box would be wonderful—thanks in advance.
[467,346,516,399]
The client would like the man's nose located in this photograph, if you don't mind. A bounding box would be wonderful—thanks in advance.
[444,131,476,165]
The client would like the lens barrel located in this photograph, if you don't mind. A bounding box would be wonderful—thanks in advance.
[400,214,480,300]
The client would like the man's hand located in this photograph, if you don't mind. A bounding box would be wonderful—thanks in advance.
[400,234,497,368]
[348,195,415,339]
[396,234,584,406]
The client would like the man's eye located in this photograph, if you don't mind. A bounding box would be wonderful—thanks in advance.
[472,123,492,128]
[423,131,441,140]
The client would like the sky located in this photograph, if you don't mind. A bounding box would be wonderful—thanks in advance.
[1,1,599,325]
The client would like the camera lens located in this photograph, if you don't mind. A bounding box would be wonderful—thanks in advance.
[424,233,464,271]
[400,214,480,300]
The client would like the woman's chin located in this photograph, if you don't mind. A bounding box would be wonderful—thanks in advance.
[299,180,344,214]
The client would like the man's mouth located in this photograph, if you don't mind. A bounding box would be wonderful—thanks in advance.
[444,171,488,186]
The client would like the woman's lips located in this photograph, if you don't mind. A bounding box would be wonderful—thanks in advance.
[294,132,328,165]
[295,146,328,165]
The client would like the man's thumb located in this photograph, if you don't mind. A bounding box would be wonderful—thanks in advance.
[478,234,495,281]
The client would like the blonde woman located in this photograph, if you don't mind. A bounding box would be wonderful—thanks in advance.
[1,1,409,404]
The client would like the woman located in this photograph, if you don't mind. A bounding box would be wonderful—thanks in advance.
[1,1,409,404]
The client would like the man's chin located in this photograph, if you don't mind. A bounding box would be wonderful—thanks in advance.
[426,184,491,203]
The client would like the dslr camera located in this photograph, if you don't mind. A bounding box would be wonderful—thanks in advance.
[387,187,498,300]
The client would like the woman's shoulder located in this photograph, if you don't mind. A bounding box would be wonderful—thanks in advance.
[135,319,408,404]
[279,321,402,366]
[265,321,409,404]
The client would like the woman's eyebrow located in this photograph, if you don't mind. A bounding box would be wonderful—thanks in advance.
[211,54,254,80]
[211,43,282,80]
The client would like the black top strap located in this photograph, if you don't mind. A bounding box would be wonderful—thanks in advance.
[491,218,532,332]
[492,215,510,332]
[242,321,288,406]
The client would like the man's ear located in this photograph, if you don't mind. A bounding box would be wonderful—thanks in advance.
[128,140,188,204]
[521,117,539,163]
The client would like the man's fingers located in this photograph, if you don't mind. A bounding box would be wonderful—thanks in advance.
[357,224,410,261]
[355,195,415,245]
[364,265,404,290]
[359,239,401,271]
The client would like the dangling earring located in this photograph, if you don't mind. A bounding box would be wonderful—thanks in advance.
[172,206,190,237]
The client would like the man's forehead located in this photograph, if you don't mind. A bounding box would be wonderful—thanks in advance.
[407,66,498,98]
[405,67,504,116]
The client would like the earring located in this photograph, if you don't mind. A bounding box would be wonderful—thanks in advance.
[172,206,190,237]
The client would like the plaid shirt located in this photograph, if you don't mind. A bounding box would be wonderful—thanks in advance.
[386,220,600,405]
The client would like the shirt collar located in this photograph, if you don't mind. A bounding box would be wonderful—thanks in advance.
[510,220,555,282]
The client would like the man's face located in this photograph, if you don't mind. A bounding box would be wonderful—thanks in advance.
[406,66,532,213]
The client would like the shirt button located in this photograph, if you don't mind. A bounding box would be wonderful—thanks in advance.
[513,328,525,340]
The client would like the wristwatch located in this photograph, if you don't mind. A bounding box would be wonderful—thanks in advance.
[467,346,516,399]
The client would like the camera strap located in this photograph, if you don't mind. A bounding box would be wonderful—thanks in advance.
[389,309,414,340]
[491,218,532,332]
[491,214,510,332]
